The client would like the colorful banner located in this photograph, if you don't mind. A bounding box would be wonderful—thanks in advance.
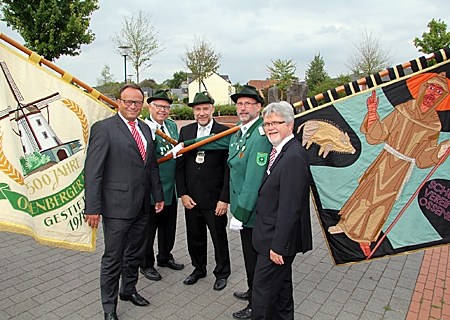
[0,41,113,251]
[296,55,450,265]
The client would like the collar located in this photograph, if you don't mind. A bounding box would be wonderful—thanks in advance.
[118,112,137,126]
[197,119,213,133]
[240,116,260,135]
[149,115,165,130]
[274,134,294,154]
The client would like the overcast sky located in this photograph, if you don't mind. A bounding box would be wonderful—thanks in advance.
[1,0,449,87]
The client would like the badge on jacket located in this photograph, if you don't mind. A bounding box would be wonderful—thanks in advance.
[256,152,268,166]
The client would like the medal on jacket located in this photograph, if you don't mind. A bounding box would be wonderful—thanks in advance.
[196,151,205,164]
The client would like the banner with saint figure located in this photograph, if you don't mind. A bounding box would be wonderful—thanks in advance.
[295,50,450,265]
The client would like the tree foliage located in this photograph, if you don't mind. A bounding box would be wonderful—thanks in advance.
[163,71,188,88]
[305,53,328,93]
[414,18,450,54]
[267,58,299,99]
[95,64,119,94]
[1,0,99,61]
[110,10,164,84]
[181,35,222,91]
[346,30,393,77]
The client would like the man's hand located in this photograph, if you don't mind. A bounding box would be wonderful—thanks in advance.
[144,119,157,140]
[270,249,284,265]
[165,143,184,158]
[181,195,196,209]
[215,201,228,216]
[84,214,100,229]
[229,216,243,230]
[155,201,165,213]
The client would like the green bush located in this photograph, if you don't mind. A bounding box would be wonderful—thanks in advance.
[213,104,237,116]
[170,106,194,120]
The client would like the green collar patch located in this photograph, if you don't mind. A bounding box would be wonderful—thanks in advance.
[256,152,268,166]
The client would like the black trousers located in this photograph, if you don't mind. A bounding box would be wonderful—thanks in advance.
[142,193,178,267]
[240,226,257,308]
[185,206,230,279]
[252,254,295,320]
[100,209,148,313]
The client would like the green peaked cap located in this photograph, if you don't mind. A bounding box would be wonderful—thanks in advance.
[147,89,173,104]
[188,91,215,107]
[230,84,264,104]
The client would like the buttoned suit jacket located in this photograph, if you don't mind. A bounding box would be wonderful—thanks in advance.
[84,113,164,219]
[252,138,312,257]
[176,120,230,209]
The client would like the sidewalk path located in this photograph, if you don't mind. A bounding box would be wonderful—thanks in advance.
[0,199,437,319]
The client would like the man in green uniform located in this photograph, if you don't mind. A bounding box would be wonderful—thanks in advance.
[140,89,184,282]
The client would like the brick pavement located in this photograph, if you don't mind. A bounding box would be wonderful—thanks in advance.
[0,200,428,319]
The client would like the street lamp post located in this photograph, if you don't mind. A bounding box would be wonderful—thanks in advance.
[118,45,132,84]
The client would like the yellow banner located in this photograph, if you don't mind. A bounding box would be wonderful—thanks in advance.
[0,41,113,251]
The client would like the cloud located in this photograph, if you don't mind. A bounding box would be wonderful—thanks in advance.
[0,0,449,88]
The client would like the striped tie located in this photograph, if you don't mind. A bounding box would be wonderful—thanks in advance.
[129,121,146,161]
[268,148,277,169]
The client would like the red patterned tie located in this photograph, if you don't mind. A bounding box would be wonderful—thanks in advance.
[268,148,277,169]
[129,121,146,161]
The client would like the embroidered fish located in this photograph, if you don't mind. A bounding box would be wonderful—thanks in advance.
[297,120,356,158]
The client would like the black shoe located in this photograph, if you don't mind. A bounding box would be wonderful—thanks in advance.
[213,278,227,291]
[104,312,119,320]
[119,293,149,307]
[233,290,251,301]
[140,267,162,281]
[232,307,252,319]
[157,258,185,270]
[183,273,206,285]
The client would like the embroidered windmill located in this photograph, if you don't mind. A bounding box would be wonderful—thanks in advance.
[0,61,81,166]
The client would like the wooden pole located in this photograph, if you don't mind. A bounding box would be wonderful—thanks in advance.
[0,32,178,145]
[293,54,437,108]
[158,126,240,164]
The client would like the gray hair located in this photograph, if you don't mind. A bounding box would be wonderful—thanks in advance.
[262,101,294,124]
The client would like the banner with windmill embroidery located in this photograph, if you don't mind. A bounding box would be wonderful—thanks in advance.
[0,41,113,251]
[295,51,450,265]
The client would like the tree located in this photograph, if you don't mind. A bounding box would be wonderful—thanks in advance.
[181,35,222,91]
[95,64,119,94]
[96,64,115,86]
[414,18,450,54]
[110,10,164,84]
[1,0,99,61]
[163,71,188,88]
[267,59,298,99]
[346,30,393,77]
[305,53,328,93]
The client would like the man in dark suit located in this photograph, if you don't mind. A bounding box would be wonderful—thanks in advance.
[176,92,231,291]
[84,84,164,320]
[252,101,312,319]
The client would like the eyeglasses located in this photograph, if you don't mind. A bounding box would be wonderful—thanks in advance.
[152,103,171,111]
[120,99,144,107]
[262,121,285,128]
[236,102,258,107]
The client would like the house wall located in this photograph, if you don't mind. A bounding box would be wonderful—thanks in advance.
[188,73,234,105]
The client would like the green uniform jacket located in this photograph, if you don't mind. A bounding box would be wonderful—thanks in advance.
[146,117,179,205]
[186,117,272,227]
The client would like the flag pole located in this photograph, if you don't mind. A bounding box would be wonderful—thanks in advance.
[293,53,439,109]
[366,147,450,260]
[158,126,240,164]
[0,32,179,146]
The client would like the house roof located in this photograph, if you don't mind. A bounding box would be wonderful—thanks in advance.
[247,79,278,90]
